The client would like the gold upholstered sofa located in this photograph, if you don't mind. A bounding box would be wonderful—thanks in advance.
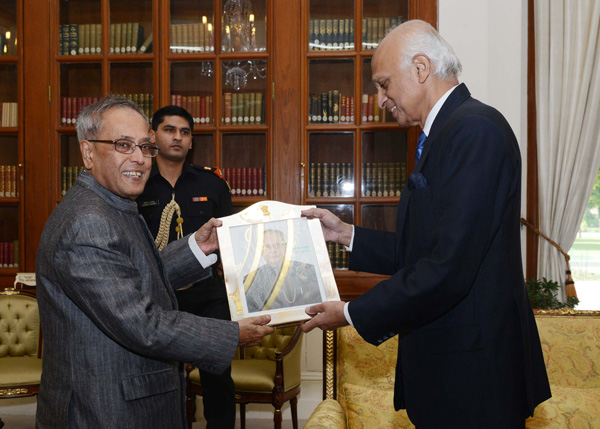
[304,311,600,428]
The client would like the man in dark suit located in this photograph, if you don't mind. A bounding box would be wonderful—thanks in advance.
[302,20,551,428]
[36,96,274,429]
[244,229,321,312]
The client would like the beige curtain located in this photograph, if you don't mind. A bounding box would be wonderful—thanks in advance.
[535,0,600,300]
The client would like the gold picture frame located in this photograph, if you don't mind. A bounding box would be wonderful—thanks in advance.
[217,201,340,326]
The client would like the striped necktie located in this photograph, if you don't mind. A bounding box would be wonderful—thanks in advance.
[415,131,427,164]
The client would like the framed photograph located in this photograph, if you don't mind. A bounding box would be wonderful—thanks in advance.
[217,201,340,326]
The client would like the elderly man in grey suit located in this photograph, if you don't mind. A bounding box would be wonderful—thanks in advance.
[35,95,274,428]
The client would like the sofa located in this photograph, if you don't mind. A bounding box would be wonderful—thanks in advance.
[304,311,600,428]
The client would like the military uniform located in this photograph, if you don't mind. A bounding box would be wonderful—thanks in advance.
[137,162,235,429]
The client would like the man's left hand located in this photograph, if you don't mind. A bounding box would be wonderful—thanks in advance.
[194,218,222,254]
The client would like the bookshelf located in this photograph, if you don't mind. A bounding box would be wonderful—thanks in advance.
[0,0,23,284]
[302,0,436,299]
[11,0,435,292]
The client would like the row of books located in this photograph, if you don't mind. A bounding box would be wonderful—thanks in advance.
[309,19,355,51]
[309,92,354,124]
[361,93,389,123]
[362,17,405,49]
[170,23,214,54]
[58,23,153,56]
[0,103,18,127]
[119,94,154,121]
[59,24,102,56]
[110,23,152,54]
[170,94,213,125]
[0,166,18,198]
[0,241,19,268]
[61,166,85,196]
[222,92,264,125]
[309,162,354,197]
[61,97,101,126]
[222,167,265,196]
[362,162,407,197]
[327,242,349,270]
[0,26,17,56]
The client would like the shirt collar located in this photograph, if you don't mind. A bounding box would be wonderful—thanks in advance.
[422,84,459,137]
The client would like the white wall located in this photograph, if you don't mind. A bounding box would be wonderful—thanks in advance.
[439,0,530,259]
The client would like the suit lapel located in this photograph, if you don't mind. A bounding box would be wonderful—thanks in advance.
[394,83,472,265]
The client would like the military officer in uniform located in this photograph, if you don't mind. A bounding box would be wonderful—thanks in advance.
[137,105,235,429]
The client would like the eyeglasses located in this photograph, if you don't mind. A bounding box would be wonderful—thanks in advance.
[87,139,160,158]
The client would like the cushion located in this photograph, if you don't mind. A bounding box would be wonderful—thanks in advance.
[304,398,346,429]
[343,383,415,429]
[536,315,600,388]
[0,294,40,358]
[0,356,42,386]
[337,326,398,410]
[526,386,600,428]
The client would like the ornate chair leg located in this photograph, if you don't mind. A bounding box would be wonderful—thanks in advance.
[186,392,196,429]
[274,408,282,429]
[240,403,246,429]
[0,416,4,428]
[291,396,298,429]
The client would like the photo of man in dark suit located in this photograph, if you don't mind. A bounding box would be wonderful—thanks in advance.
[302,20,551,428]
[35,95,274,429]
[244,228,322,313]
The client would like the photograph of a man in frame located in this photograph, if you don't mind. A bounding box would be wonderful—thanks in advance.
[234,219,324,313]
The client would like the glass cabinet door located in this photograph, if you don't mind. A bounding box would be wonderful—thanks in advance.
[60,63,102,127]
[221,60,267,126]
[0,0,20,271]
[170,1,214,54]
[110,62,154,118]
[109,0,153,55]
[309,59,354,124]
[221,133,267,197]
[362,0,408,51]
[187,134,215,167]
[308,132,354,198]
[170,62,214,126]
[309,0,354,51]
[361,130,407,197]
[59,0,101,56]
[222,0,267,53]
[0,2,17,57]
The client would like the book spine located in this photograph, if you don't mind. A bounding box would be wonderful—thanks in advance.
[79,23,86,55]
[332,90,340,123]
[242,93,250,125]
[367,94,374,122]
[61,25,70,55]
[309,163,315,196]
[362,94,368,123]
[315,162,322,197]
[68,24,78,55]
[0,165,4,197]
[255,93,263,124]
[10,165,16,197]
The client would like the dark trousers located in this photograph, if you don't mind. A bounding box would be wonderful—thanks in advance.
[176,276,236,429]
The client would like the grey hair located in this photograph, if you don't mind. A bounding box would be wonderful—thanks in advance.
[397,20,462,80]
[76,95,148,141]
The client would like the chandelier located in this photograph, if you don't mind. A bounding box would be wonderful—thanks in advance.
[223,60,267,91]
[222,0,256,52]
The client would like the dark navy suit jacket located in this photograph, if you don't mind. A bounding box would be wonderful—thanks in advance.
[348,84,551,428]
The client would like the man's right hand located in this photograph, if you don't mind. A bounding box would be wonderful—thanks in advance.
[301,208,353,246]
[238,315,275,347]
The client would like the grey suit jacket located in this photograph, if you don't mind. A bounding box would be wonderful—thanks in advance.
[36,171,239,429]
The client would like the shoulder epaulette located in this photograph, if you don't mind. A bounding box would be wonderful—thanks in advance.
[196,165,224,179]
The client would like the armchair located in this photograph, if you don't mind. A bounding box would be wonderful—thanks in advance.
[186,325,303,429]
[0,287,42,429]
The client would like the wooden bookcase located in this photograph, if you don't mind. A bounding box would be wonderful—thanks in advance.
[11,0,436,294]
[0,0,24,286]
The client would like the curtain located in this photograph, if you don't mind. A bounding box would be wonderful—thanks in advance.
[535,0,600,300]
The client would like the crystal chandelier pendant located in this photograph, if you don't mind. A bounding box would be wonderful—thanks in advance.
[222,0,255,52]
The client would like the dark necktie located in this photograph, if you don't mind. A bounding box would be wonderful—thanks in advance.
[415,131,427,164]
